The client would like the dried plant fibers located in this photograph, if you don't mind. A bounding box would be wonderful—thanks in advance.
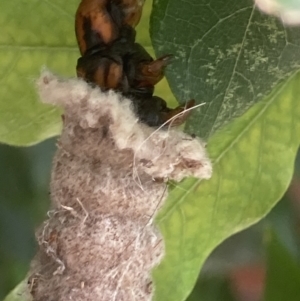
[27,70,212,301]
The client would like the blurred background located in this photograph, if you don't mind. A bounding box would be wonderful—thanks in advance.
[1,139,300,301]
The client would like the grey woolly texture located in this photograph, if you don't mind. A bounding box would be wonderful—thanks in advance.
[28,71,212,301]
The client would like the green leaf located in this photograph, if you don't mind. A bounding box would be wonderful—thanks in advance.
[150,0,300,139]
[0,0,80,145]
[264,229,300,301]
[152,72,300,301]
[0,0,176,146]
[3,281,30,301]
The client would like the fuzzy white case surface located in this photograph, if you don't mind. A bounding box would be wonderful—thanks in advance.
[28,71,212,301]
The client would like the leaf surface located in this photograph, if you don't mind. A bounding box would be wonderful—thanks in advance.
[0,0,79,145]
[3,281,29,301]
[151,0,300,138]
[0,0,175,145]
[153,72,300,301]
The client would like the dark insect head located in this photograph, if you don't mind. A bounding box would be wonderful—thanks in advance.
[75,0,195,127]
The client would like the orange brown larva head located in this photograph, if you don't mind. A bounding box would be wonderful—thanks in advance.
[75,0,195,128]
[75,0,120,55]
[75,0,145,55]
[76,52,126,90]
